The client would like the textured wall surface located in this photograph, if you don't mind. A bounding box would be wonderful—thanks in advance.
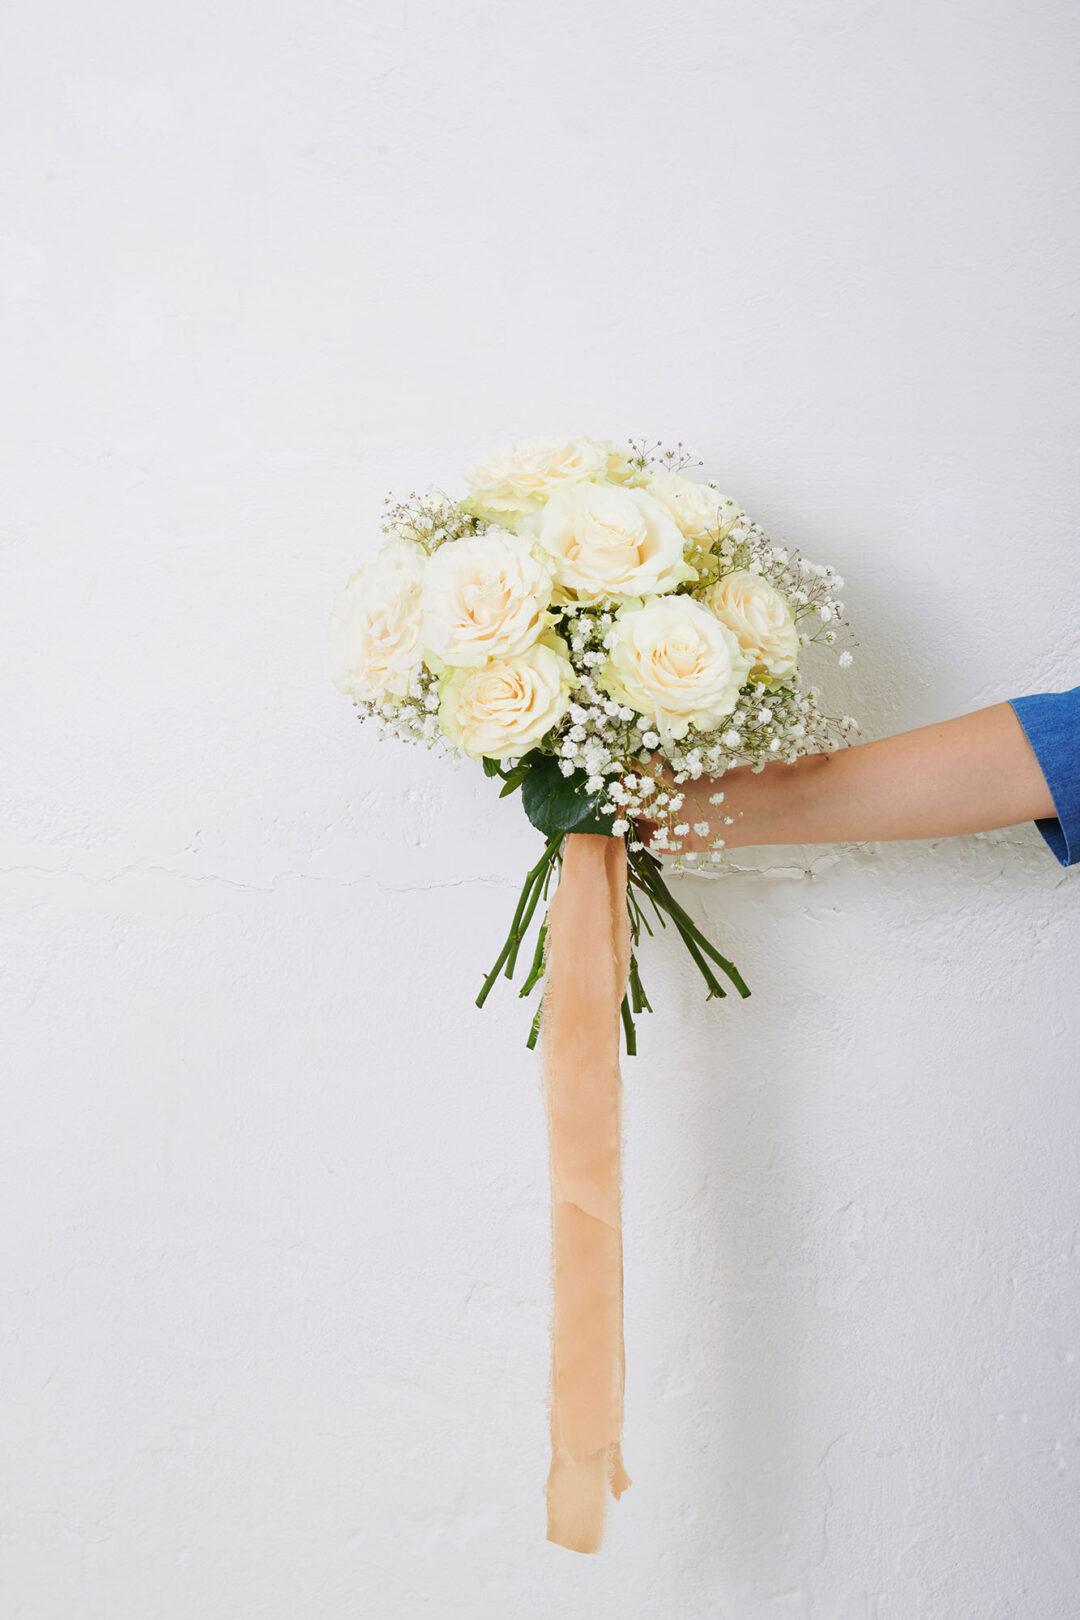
[3,2,1080,1616]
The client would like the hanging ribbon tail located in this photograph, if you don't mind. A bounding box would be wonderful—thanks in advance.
[540,832,632,1554]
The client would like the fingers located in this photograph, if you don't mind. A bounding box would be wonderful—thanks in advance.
[632,817,660,851]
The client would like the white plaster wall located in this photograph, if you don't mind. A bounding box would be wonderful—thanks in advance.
[3,2,1080,1615]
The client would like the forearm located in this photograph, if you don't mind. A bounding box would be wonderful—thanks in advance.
[672,702,1056,851]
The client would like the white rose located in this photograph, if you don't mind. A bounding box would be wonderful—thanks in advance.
[420,528,554,668]
[646,470,742,542]
[536,482,693,605]
[329,539,425,702]
[464,436,609,518]
[599,596,751,740]
[438,636,574,760]
[702,569,799,684]
[600,441,640,484]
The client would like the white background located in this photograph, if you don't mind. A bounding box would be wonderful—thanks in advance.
[3,2,1080,1616]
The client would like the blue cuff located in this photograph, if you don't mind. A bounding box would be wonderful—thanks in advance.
[1008,688,1080,867]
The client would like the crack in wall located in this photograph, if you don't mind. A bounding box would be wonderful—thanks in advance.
[0,859,511,897]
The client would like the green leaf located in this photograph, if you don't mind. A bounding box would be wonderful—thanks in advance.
[498,763,531,797]
[482,758,502,779]
[519,753,616,839]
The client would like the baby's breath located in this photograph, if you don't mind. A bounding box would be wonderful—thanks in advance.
[345,438,858,867]
[381,488,479,553]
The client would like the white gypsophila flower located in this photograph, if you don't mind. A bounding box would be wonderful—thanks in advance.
[437,635,574,761]
[645,469,742,543]
[420,527,554,668]
[702,569,800,686]
[329,538,426,702]
[599,595,751,742]
[535,481,693,605]
[463,436,609,519]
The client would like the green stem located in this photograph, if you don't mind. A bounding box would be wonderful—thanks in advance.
[630,850,751,1000]
[620,994,637,1056]
[505,855,551,979]
[476,836,561,1008]
[518,921,548,998]
[671,923,727,1000]
[629,952,652,1015]
[476,870,537,1006]
[628,873,669,932]
[625,882,654,945]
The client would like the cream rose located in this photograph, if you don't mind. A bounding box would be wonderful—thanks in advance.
[646,470,742,543]
[438,637,574,760]
[600,596,751,740]
[329,539,425,702]
[464,436,609,518]
[420,528,554,668]
[702,569,800,684]
[536,482,693,605]
[600,441,640,485]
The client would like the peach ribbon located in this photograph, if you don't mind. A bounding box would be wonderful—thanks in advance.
[540,832,632,1554]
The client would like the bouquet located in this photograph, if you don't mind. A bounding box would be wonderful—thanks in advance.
[330,437,855,1551]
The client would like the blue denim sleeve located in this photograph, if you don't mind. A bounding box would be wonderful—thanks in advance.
[1008,686,1080,867]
